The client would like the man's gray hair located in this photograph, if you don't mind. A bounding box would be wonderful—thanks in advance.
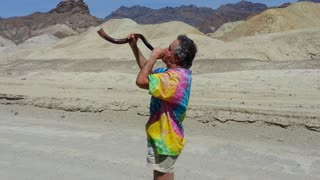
[174,35,197,69]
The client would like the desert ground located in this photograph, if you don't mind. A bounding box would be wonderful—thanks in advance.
[0,57,319,179]
[1,2,320,179]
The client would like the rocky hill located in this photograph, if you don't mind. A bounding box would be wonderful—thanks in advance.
[299,0,320,2]
[0,0,102,44]
[216,1,267,21]
[0,36,15,48]
[6,18,320,61]
[209,2,320,41]
[105,1,268,33]
[276,3,292,8]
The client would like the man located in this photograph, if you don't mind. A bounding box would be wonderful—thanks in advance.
[128,33,197,180]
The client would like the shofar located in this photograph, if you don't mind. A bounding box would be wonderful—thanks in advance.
[97,28,154,51]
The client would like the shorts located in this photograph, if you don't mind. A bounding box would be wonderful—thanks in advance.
[146,143,179,173]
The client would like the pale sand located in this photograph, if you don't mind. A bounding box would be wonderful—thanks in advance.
[0,58,319,129]
[0,57,320,179]
[0,2,319,178]
[0,102,319,180]
[208,21,245,39]
[31,24,79,38]
[18,34,60,49]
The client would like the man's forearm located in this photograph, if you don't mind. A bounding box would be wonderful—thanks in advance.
[136,56,157,89]
[131,45,147,69]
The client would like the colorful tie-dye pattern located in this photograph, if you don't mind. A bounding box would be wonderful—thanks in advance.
[147,68,192,156]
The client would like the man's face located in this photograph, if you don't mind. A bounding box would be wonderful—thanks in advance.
[162,39,180,65]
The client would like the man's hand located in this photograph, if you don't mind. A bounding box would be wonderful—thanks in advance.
[128,33,148,69]
[151,47,165,60]
[128,33,138,48]
[136,48,162,90]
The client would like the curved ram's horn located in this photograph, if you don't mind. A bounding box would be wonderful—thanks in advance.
[97,28,154,51]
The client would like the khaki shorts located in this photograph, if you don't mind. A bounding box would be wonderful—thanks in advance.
[146,143,179,173]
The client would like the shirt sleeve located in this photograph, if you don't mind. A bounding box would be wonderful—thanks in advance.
[148,70,180,102]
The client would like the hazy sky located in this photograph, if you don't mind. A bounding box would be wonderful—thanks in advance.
[0,0,298,18]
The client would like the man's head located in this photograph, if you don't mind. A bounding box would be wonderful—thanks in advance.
[163,35,197,69]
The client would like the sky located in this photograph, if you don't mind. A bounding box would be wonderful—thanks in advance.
[0,0,298,19]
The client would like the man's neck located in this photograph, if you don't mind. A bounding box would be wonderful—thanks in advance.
[167,64,183,69]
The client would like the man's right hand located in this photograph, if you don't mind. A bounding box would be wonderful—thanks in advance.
[128,33,147,69]
[128,34,138,48]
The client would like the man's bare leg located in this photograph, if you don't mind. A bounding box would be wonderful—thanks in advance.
[154,170,174,180]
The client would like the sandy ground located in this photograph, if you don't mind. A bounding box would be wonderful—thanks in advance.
[1,58,319,130]
[1,2,320,179]
[1,104,320,180]
[0,58,320,179]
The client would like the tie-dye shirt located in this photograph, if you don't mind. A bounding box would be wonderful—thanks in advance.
[147,67,192,156]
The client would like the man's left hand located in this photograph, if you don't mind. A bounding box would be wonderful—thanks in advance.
[151,48,165,60]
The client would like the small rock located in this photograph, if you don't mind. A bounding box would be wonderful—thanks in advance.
[277,139,284,143]
[201,120,210,124]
